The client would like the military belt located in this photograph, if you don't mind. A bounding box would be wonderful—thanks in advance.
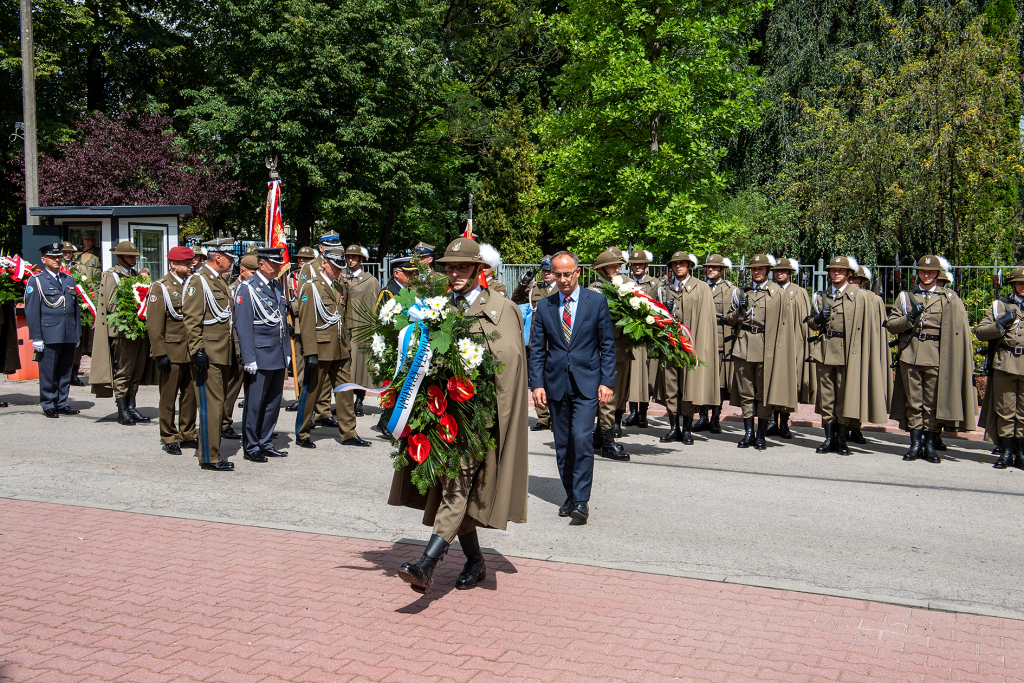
[825,330,845,338]
[1002,342,1024,356]
[742,324,764,334]
[917,333,941,342]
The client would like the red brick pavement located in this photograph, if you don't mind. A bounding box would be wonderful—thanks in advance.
[0,499,1020,683]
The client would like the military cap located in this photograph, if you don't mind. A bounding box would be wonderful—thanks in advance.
[825,255,859,272]
[592,248,626,269]
[539,255,552,271]
[916,255,942,270]
[702,254,733,269]
[345,244,365,257]
[110,240,142,256]
[667,251,697,267]
[239,255,259,270]
[323,247,348,268]
[203,238,237,259]
[295,246,316,259]
[435,238,485,264]
[628,249,650,265]
[413,241,434,257]
[748,254,777,268]
[244,244,258,255]
[256,247,286,264]
[167,246,195,262]
[318,230,341,246]
[60,241,77,253]
[39,242,64,257]
[389,256,416,271]
[1006,267,1024,284]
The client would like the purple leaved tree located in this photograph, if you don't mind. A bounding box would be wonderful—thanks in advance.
[10,112,243,217]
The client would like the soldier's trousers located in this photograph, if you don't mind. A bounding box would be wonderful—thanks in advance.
[158,362,197,444]
[222,363,243,430]
[38,342,75,411]
[990,369,1024,438]
[109,337,146,399]
[815,363,852,426]
[431,457,484,543]
[718,353,733,405]
[194,363,227,464]
[597,357,629,430]
[242,368,285,455]
[899,363,940,431]
[296,357,356,441]
[660,365,696,416]
[733,359,774,419]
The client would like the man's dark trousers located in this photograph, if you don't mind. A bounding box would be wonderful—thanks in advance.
[549,373,598,502]
[242,368,285,456]
[39,342,75,411]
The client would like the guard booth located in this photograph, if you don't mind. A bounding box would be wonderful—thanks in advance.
[24,205,192,279]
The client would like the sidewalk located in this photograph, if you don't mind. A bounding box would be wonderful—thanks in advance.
[1,499,1020,682]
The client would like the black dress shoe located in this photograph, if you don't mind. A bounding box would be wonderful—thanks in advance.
[285,403,298,412]
[296,437,316,448]
[531,422,550,432]
[200,461,234,471]
[570,501,589,523]
[0,402,8,407]
[57,406,80,415]
[163,442,182,455]
[222,428,242,439]
[70,376,85,387]
[243,452,269,463]
[180,439,199,448]
[342,435,372,447]
[558,499,573,517]
[43,408,59,418]
[261,447,288,457]
[316,416,338,428]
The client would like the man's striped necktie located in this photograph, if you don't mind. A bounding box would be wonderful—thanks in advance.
[562,295,572,343]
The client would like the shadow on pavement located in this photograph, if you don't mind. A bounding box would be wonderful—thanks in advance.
[528,474,565,506]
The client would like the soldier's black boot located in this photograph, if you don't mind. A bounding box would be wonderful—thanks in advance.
[709,405,723,434]
[660,415,680,442]
[600,429,629,461]
[679,415,694,445]
[613,410,624,438]
[353,390,365,417]
[815,423,833,454]
[455,531,487,590]
[993,437,1013,469]
[834,424,850,455]
[903,429,922,461]
[753,418,768,451]
[922,431,941,463]
[778,412,793,439]
[593,427,604,450]
[848,426,867,444]
[126,395,150,422]
[398,534,449,594]
[1014,437,1024,470]
[637,402,649,428]
[70,364,85,387]
[765,411,781,436]
[933,428,947,451]
[691,407,710,432]
[737,417,755,448]
[115,398,136,426]
[622,402,639,427]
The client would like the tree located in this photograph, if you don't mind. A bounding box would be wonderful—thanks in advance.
[534,0,768,259]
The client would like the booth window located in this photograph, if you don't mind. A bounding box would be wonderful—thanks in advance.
[131,225,165,278]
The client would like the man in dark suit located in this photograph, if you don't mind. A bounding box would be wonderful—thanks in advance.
[529,250,616,524]
[234,247,291,463]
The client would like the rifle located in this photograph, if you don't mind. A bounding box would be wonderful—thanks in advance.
[804,291,831,344]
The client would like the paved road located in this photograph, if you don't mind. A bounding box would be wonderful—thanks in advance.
[2,379,1022,617]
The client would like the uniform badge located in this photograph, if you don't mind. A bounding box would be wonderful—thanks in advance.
[491,310,497,317]
[301,295,308,302]
[925,257,932,265]
[452,242,462,251]
[187,286,195,296]
[237,296,242,305]
[25,285,32,293]
[150,294,157,302]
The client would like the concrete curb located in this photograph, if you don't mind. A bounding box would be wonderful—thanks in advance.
[4,493,1020,623]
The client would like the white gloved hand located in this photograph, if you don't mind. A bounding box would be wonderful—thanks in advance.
[244,361,258,374]
[32,340,44,353]
[285,356,291,368]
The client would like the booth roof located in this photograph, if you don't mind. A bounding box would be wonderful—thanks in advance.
[29,205,193,217]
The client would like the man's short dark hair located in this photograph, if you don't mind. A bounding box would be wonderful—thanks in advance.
[551,251,579,268]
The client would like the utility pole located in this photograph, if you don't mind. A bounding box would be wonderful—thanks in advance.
[20,0,38,225]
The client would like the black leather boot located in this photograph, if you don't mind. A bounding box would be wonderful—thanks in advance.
[709,405,722,434]
[691,406,710,432]
[354,390,365,417]
[815,423,833,454]
[455,531,487,590]
[637,402,649,428]
[126,395,150,422]
[922,431,941,463]
[848,426,867,444]
[753,418,768,450]
[613,410,623,438]
[778,412,793,439]
[679,415,694,445]
[593,427,604,450]
[660,414,680,442]
[116,398,136,426]
[70,364,85,386]
[765,411,780,437]
[933,428,947,451]
[622,402,639,427]
[834,424,850,455]
[903,429,922,461]
[600,429,629,461]
[1014,437,1024,470]
[398,534,450,594]
[993,437,1013,469]
[737,417,755,448]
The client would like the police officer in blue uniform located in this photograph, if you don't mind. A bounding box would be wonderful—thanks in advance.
[234,247,291,462]
[24,243,82,418]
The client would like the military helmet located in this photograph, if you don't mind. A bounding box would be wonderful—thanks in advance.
[857,265,872,282]
[60,241,77,253]
[749,254,777,268]
[110,240,141,257]
[592,248,626,270]
[295,246,316,259]
[774,257,800,273]
[1006,267,1024,284]
[825,255,859,272]
[916,255,942,270]
[667,251,697,267]
[435,237,485,264]
[703,254,733,269]
[627,249,650,265]
[345,244,364,257]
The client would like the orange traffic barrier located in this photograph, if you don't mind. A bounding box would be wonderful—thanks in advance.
[7,305,38,381]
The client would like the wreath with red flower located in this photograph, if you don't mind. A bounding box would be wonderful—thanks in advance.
[601,276,700,369]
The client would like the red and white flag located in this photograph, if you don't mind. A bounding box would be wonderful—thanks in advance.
[461,217,473,241]
[265,180,290,264]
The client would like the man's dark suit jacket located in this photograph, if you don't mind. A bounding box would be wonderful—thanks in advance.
[528,286,616,401]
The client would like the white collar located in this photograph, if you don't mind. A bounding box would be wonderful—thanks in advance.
[349,268,363,277]
[455,285,483,306]
[922,284,937,293]
[204,263,221,278]
[563,284,581,301]
[676,275,691,288]
[707,279,721,287]
[170,272,184,285]
[831,283,848,296]
[256,271,271,287]
[45,267,59,279]
[781,281,791,290]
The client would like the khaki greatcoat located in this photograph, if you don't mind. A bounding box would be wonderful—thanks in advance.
[90,264,157,398]
[344,270,380,389]
[708,279,737,401]
[654,276,721,408]
[782,283,817,405]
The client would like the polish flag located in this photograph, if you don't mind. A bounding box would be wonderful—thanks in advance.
[265,180,290,264]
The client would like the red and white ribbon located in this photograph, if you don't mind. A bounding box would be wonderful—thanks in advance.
[76,285,96,319]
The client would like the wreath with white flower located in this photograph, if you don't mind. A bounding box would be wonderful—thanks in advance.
[602,275,700,369]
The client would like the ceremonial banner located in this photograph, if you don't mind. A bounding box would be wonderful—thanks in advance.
[265,179,290,264]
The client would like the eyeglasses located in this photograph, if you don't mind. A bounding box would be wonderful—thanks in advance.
[444,263,477,273]
[552,270,578,280]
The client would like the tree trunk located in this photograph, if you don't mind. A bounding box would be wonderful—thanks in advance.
[86,43,105,112]
[377,202,398,261]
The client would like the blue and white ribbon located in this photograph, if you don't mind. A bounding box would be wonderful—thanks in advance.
[386,300,433,438]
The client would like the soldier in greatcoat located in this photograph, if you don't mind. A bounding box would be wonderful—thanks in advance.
[588,248,631,461]
[654,252,720,444]
[695,254,737,434]
[344,244,380,416]
[147,246,199,454]
[887,255,976,463]
[511,256,558,432]
[391,238,528,594]
[183,238,238,471]
[723,254,799,450]
[621,249,660,433]
[764,258,815,439]
[845,265,885,445]
[295,232,343,429]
